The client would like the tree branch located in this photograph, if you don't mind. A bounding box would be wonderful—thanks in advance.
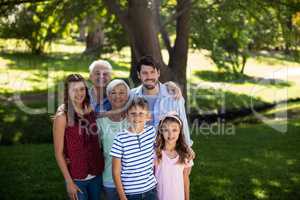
[0,0,50,6]
[102,0,129,29]
[153,0,173,56]
[163,0,195,27]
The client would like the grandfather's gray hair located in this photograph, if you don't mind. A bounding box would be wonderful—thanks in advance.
[88,60,112,74]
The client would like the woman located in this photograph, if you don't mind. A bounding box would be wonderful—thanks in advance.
[53,74,104,200]
[96,79,130,200]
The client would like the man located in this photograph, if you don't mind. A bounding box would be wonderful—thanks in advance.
[88,60,112,113]
[132,56,192,146]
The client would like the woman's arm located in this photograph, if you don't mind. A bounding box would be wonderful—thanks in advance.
[112,157,127,200]
[183,167,191,200]
[53,113,82,200]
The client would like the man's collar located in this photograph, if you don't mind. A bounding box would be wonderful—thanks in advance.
[134,82,169,97]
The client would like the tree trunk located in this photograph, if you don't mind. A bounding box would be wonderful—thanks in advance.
[240,54,247,74]
[83,24,104,56]
[167,0,191,100]
[126,0,170,85]
[78,19,86,42]
[103,0,191,100]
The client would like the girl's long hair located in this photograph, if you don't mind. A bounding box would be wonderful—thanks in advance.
[57,74,91,125]
[155,116,191,164]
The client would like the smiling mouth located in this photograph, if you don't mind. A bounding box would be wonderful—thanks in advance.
[145,79,155,83]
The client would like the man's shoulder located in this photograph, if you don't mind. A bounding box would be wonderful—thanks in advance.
[130,85,143,94]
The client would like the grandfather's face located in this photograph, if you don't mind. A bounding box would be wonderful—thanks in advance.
[137,65,160,90]
[90,65,112,88]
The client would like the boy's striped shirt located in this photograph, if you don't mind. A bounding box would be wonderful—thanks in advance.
[110,125,157,195]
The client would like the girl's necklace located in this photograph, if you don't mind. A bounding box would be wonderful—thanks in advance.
[165,149,178,159]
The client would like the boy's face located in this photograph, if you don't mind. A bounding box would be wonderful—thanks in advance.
[127,105,150,127]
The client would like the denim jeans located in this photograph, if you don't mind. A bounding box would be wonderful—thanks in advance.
[103,187,119,200]
[126,188,157,200]
[73,175,102,200]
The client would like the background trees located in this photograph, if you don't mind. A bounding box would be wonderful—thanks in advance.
[0,0,299,97]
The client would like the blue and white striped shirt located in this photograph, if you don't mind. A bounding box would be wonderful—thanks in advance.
[110,125,157,195]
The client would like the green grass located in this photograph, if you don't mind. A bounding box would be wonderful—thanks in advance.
[0,51,130,94]
[0,144,66,200]
[0,119,299,200]
[0,102,52,145]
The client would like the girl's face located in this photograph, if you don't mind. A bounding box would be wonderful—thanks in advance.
[108,84,128,109]
[68,81,86,106]
[161,121,181,145]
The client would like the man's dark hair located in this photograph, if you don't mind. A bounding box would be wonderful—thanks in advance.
[136,55,160,73]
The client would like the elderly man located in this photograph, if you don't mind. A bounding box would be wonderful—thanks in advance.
[88,60,113,113]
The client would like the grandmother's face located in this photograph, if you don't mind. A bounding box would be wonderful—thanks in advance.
[108,84,129,109]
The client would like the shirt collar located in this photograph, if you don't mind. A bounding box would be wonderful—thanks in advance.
[134,82,169,97]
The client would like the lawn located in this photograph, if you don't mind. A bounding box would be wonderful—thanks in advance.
[0,119,299,200]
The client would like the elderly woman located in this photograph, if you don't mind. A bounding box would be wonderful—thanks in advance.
[96,79,130,200]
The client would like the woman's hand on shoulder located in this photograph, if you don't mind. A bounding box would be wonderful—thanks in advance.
[164,81,182,100]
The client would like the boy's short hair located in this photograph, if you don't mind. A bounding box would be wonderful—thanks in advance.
[136,56,160,73]
[127,96,149,112]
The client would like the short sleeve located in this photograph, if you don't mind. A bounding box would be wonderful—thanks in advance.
[184,159,194,168]
[109,134,123,159]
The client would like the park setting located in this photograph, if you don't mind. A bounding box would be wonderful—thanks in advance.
[0,0,300,200]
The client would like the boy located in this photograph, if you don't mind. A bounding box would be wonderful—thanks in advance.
[110,97,157,200]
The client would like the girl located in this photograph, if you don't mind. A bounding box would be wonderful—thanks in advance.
[53,74,104,200]
[155,113,194,200]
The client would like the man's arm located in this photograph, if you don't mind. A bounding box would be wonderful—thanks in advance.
[177,97,193,146]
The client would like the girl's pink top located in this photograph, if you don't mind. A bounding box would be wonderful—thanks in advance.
[155,150,193,200]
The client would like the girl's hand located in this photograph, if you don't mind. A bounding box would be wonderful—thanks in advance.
[66,180,82,200]
[188,147,196,160]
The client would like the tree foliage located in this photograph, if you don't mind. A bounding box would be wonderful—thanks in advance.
[0,1,71,54]
[191,0,300,74]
